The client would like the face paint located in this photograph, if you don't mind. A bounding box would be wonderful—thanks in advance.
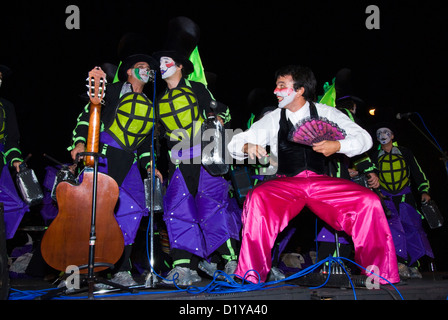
[274,87,296,108]
[376,127,393,145]
[160,57,177,79]
[133,68,153,83]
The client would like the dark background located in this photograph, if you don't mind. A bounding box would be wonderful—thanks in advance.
[1,1,447,269]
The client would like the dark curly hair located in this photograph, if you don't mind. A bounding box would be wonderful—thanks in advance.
[275,65,317,101]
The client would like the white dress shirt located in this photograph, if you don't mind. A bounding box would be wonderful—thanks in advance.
[227,102,373,161]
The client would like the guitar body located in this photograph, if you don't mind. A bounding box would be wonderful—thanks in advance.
[41,170,123,273]
[41,65,124,274]
[41,67,124,275]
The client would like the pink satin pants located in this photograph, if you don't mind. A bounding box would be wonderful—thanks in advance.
[235,170,400,285]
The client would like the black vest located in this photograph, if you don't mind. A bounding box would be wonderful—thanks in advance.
[277,102,328,176]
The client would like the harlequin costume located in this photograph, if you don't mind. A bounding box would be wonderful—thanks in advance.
[228,101,400,285]
[0,64,29,240]
[68,55,158,276]
[153,50,240,273]
[370,134,434,269]
[0,97,29,240]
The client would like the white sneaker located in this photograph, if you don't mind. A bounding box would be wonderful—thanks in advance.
[198,260,218,278]
[111,271,138,286]
[190,270,202,283]
[267,266,286,281]
[224,260,238,279]
[409,266,423,279]
[398,263,411,279]
[162,266,193,286]
[95,271,137,289]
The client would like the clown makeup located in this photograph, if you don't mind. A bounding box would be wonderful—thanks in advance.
[376,127,393,145]
[274,75,298,109]
[160,57,177,79]
[133,67,153,83]
[274,87,296,109]
[131,62,154,83]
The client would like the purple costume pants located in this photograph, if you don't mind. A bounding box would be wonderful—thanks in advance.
[382,187,434,266]
[236,170,400,285]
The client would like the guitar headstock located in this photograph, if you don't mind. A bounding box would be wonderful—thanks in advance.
[86,67,107,105]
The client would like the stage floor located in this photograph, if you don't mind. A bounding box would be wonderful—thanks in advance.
[8,270,448,301]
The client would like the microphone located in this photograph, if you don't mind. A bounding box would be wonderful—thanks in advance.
[396,112,415,120]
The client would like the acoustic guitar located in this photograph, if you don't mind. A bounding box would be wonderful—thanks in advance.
[41,67,124,274]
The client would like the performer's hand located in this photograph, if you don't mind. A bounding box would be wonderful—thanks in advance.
[13,161,22,172]
[71,142,86,161]
[348,168,358,178]
[68,163,77,175]
[367,172,380,189]
[312,140,340,157]
[216,115,224,126]
[243,143,267,160]
[421,192,431,203]
[148,168,163,183]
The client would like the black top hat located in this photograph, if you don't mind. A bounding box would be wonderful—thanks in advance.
[336,95,365,109]
[165,16,200,57]
[371,121,396,133]
[152,50,194,76]
[118,54,158,82]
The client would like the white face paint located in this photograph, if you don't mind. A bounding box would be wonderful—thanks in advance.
[274,87,297,108]
[376,127,393,145]
[133,68,152,83]
[160,57,177,79]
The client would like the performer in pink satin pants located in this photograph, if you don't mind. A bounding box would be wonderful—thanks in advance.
[227,65,400,285]
[237,170,399,284]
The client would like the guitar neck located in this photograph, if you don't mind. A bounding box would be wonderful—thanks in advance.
[84,66,107,167]
[84,102,102,167]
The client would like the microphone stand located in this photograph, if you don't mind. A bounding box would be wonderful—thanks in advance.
[406,117,448,178]
[144,75,159,288]
[77,152,136,299]
[144,160,158,288]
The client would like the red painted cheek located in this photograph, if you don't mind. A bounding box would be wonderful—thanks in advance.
[275,87,294,96]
